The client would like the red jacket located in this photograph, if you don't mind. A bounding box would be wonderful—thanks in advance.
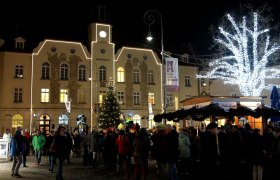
[116,135,130,155]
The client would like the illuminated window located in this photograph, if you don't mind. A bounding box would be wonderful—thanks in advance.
[60,89,68,103]
[78,65,86,81]
[41,88,49,103]
[185,76,191,87]
[99,91,106,103]
[78,89,86,104]
[12,114,23,129]
[167,93,173,106]
[133,69,140,83]
[148,70,154,84]
[132,114,141,126]
[133,92,140,105]
[42,62,50,79]
[60,63,68,80]
[117,92,125,104]
[99,66,106,81]
[117,67,125,82]
[15,65,23,78]
[14,88,23,103]
[148,92,155,105]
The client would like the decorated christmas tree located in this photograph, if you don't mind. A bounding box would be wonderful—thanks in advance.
[98,78,121,129]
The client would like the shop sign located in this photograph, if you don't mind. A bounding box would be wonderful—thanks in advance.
[240,102,261,110]
[213,101,237,110]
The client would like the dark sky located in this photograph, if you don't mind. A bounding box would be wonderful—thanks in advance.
[0,0,279,55]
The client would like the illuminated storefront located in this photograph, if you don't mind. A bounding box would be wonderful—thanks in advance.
[180,96,265,132]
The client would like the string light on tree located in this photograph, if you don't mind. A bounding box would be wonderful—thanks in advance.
[197,12,280,96]
[98,77,122,129]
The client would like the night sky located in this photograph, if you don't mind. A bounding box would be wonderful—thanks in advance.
[0,0,279,56]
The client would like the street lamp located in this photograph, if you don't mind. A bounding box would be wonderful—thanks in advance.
[143,10,166,124]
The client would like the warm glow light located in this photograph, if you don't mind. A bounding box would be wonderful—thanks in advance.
[146,32,153,41]
[147,36,153,41]
[197,12,280,96]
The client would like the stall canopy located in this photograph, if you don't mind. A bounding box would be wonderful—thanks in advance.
[154,96,280,122]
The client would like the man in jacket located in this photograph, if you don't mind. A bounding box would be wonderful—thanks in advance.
[165,124,179,180]
[32,129,46,165]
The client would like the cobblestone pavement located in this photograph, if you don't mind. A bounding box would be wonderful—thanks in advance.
[0,155,162,180]
[1,156,279,180]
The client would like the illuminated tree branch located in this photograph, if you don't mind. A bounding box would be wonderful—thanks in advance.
[198,12,280,96]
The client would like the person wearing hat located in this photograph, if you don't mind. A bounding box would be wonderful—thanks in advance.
[200,122,220,179]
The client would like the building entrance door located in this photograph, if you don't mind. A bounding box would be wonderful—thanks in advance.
[39,115,51,135]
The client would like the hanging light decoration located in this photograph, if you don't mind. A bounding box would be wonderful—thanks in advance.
[197,12,280,96]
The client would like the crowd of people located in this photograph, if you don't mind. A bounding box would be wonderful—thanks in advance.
[2,120,280,180]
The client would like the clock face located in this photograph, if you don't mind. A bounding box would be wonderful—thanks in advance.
[99,30,107,38]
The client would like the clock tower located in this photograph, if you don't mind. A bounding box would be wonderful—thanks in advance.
[88,22,115,96]
[88,23,112,44]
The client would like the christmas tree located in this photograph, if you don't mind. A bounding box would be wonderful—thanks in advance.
[98,78,121,129]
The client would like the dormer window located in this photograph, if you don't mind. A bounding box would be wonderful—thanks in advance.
[15,37,26,50]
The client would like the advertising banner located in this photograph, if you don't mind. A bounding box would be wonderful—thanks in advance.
[165,57,179,92]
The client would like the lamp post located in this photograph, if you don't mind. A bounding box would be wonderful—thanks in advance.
[143,10,166,125]
[90,61,99,132]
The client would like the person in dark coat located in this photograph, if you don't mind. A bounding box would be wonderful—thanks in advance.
[228,125,243,178]
[133,128,150,180]
[21,130,30,167]
[272,129,280,174]
[54,126,69,180]
[153,127,168,179]
[10,126,23,178]
[65,130,73,164]
[249,128,266,180]
[165,124,179,180]
[103,128,117,170]
[200,122,220,179]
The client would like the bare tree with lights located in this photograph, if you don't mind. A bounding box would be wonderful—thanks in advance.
[198,9,280,96]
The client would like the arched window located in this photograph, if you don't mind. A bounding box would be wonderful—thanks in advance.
[39,114,51,135]
[133,69,140,83]
[117,67,125,82]
[42,62,50,79]
[132,114,141,127]
[12,114,23,129]
[78,65,86,81]
[148,70,154,84]
[60,63,68,80]
[99,66,106,81]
